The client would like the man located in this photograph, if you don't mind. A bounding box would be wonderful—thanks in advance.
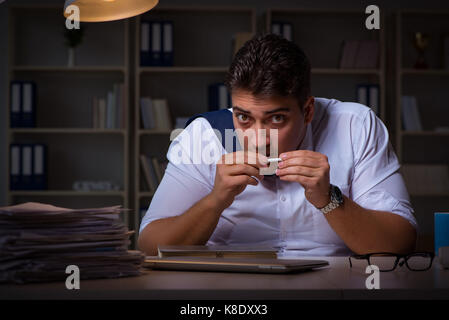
[138,34,417,257]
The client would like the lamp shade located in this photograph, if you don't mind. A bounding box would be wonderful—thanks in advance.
[63,0,159,22]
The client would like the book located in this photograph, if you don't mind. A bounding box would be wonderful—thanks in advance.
[98,98,106,129]
[339,40,359,68]
[140,97,155,129]
[157,245,278,259]
[152,99,172,130]
[140,154,158,192]
[401,96,422,131]
[354,40,379,68]
[106,91,115,129]
[340,40,379,69]
[152,157,163,183]
[92,83,124,129]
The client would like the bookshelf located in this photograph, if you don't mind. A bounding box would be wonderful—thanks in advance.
[6,6,131,225]
[266,8,386,121]
[395,10,449,251]
[133,6,256,242]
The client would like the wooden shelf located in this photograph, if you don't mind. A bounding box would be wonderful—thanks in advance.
[139,191,156,198]
[11,128,127,134]
[139,66,228,73]
[401,69,449,76]
[139,129,177,136]
[410,193,449,197]
[312,68,381,75]
[9,191,126,197]
[12,66,126,73]
[401,130,449,136]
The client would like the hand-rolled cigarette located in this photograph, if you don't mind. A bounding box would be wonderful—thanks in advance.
[267,157,282,163]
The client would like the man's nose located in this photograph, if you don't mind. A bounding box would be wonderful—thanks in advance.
[250,125,271,149]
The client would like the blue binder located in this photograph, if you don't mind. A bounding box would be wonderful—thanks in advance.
[140,21,152,66]
[32,144,47,190]
[21,144,33,190]
[150,21,163,66]
[208,83,231,111]
[21,82,36,127]
[10,81,22,128]
[161,21,174,66]
[10,81,36,128]
[9,144,22,190]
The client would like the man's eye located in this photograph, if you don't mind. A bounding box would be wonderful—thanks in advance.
[237,114,249,122]
[272,115,284,123]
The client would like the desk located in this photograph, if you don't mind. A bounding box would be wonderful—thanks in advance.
[1,257,449,300]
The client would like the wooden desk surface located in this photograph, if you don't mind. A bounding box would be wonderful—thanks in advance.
[1,257,449,300]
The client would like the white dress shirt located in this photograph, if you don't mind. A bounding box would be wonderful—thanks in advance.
[140,98,418,256]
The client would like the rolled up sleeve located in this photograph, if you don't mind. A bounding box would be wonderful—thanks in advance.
[351,110,418,230]
[139,118,220,233]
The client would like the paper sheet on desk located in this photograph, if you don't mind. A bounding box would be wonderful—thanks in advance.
[0,202,144,284]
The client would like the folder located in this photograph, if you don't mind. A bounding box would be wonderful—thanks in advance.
[10,82,21,128]
[356,84,379,116]
[10,144,21,190]
[33,144,47,190]
[282,23,293,41]
[368,84,379,115]
[21,82,36,128]
[271,22,281,35]
[151,22,162,66]
[271,22,293,41]
[140,21,151,66]
[208,83,231,111]
[162,21,173,66]
[21,144,33,190]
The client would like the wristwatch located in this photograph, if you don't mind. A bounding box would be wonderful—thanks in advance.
[319,184,344,215]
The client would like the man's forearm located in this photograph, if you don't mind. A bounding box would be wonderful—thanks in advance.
[138,193,226,255]
[324,196,417,255]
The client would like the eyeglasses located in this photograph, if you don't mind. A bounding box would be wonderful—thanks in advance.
[348,252,435,272]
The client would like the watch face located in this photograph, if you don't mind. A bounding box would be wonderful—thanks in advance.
[331,185,343,203]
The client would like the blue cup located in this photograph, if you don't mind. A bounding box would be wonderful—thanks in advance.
[434,212,449,255]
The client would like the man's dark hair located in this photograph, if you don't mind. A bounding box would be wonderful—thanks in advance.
[225,33,311,109]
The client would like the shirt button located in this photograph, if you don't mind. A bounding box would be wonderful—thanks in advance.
[280,195,286,202]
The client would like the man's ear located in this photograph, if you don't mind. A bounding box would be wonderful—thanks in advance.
[303,96,314,124]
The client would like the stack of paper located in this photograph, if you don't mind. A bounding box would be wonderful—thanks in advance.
[0,202,144,284]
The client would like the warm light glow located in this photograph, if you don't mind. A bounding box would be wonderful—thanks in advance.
[63,0,159,22]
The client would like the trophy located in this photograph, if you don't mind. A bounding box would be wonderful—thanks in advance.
[413,32,430,69]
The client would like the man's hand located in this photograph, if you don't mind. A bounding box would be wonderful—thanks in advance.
[276,150,331,209]
[210,151,268,210]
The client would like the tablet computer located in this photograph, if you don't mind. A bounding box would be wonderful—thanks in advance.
[143,256,329,274]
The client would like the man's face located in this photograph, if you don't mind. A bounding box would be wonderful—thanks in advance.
[231,90,314,157]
